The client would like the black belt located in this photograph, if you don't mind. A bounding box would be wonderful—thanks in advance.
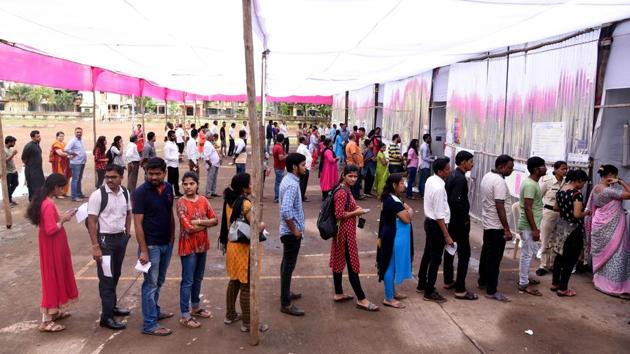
[544,205,555,211]
[99,232,126,237]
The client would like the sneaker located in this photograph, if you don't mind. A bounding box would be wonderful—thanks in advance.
[423,292,447,303]
[415,285,425,293]
[224,313,241,325]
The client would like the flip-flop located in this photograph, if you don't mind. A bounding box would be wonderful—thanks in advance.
[518,286,543,296]
[454,291,478,301]
[485,292,511,302]
[382,300,406,309]
[142,327,173,336]
[356,302,379,312]
[333,294,354,302]
[191,308,212,318]
[158,312,174,320]
[557,289,577,297]
[39,321,65,333]
[394,293,408,300]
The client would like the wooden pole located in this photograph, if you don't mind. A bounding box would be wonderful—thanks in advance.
[182,95,186,135]
[140,96,146,140]
[242,0,263,345]
[0,111,13,229]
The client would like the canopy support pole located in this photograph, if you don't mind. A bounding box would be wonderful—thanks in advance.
[93,90,98,187]
[140,96,146,144]
[0,111,13,229]
[344,91,349,126]
[242,0,263,345]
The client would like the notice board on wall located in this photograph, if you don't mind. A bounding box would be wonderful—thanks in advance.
[530,122,566,163]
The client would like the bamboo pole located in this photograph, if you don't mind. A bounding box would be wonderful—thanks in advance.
[182,94,186,137]
[242,0,263,345]
[0,111,13,229]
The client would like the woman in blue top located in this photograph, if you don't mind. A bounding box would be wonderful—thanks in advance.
[334,130,345,167]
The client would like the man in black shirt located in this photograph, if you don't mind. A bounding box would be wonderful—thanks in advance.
[21,130,45,201]
[443,150,477,300]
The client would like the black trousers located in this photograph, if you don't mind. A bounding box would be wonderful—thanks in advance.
[299,169,310,199]
[96,169,106,189]
[478,229,507,295]
[97,232,129,320]
[351,173,363,199]
[417,219,446,295]
[333,238,366,300]
[552,227,584,291]
[283,139,289,153]
[228,139,235,156]
[6,172,18,203]
[280,234,302,307]
[363,170,374,195]
[167,166,181,195]
[388,164,404,174]
[443,220,471,293]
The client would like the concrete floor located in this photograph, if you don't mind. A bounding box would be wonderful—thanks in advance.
[0,155,629,354]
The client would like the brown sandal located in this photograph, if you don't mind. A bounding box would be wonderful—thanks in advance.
[191,308,212,318]
[39,321,65,333]
[179,317,201,329]
[52,312,71,321]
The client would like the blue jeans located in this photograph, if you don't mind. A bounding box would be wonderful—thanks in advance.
[274,168,284,200]
[236,163,246,175]
[141,244,173,332]
[180,252,207,318]
[69,163,85,199]
[406,167,417,197]
[418,168,431,197]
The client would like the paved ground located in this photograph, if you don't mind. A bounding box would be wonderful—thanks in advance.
[0,119,628,353]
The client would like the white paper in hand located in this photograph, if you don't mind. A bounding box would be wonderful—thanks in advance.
[135,260,151,273]
[75,203,89,223]
[446,242,458,256]
[101,255,112,277]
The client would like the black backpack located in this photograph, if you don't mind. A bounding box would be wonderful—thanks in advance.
[317,185,349,240]
[85,186,130,231]
[106,148,115,164]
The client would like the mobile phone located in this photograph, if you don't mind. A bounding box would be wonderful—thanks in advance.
[363,208,371,214]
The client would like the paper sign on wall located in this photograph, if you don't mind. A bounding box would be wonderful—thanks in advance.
[531,122,566,163]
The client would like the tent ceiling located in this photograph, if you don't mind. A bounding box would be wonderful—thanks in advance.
[1,0,630,97]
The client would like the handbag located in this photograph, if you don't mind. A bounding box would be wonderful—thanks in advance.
[227,197,267,243]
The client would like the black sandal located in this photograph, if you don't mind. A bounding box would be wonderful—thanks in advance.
[454,291,478,300]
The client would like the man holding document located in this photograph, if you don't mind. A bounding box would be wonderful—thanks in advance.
[87,164,132,330]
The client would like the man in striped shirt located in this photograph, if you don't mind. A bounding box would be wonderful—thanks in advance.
[388,134,403,174]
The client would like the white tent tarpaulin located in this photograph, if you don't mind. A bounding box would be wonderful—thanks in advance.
[1,0,630,97]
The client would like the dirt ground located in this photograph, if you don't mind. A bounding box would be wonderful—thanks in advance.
[0,118,628,354]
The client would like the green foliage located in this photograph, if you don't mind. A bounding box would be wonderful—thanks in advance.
[278,102,291,115]
[168,101,181,115]
[53,90,76,111]
[5,84,32,101]
[135,96,157,113]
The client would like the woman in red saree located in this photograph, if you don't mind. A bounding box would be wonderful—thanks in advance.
[585,165,630,298]
[26,173,79,332]
[50,132,71,198]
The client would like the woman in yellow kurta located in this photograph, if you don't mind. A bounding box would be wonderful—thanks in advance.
[374,142,390,197]
[50,132,71,197]
[219,173,268,333]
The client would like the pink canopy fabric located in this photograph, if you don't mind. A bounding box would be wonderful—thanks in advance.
[0,43,331,104]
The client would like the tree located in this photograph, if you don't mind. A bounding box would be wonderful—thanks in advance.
[135,96,157,113]
[168,101,181,116]
[26,86,55,111]
[5,84,32,102]
[53,90,76,111]
[278,102,291,116]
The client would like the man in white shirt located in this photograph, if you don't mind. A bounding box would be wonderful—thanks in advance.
[86,164,132,330]
[228,122,236,156]
[233,130,247,174]
[417,157,453,303]
[210,120,220,137]
[175,124,185,156]
[185,129,199,173]
[164,130,182,196]
[280,121,289,153]
[296,136,312,201]
[204,132,221,198]
[240,121,250,146]
[124,135,141,193]
[419,134,434,198]
[478,154,514,302]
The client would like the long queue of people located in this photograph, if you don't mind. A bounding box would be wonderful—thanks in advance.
[11,121,630,335]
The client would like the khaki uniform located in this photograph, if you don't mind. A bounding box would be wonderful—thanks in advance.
[538,175,564,269]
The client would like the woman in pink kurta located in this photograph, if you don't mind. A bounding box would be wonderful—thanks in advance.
[26,173,79,332]
[319,138,339,200]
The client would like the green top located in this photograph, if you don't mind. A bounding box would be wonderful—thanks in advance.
[518,177,543,230]
[4,147,16,174]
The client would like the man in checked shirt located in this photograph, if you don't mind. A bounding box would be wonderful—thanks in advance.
[278,153,308,317]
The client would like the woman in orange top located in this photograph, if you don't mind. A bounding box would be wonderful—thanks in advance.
[197,128,206,154]
[50,132,71,198]
[176,171,217,328]
[219,173,268,333]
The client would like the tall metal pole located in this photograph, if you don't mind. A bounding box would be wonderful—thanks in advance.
[242,0,264,345]
[0,111,13,229]
[93,90,98,187]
